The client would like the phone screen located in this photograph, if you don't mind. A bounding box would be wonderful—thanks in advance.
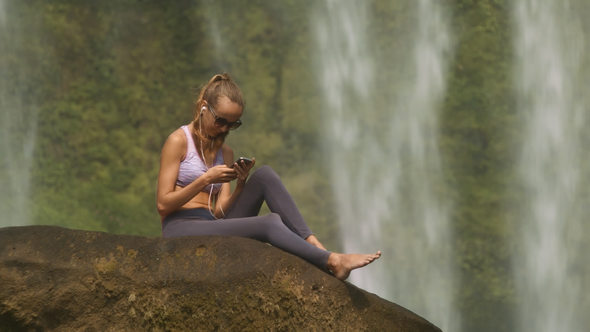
[231,157,253,168]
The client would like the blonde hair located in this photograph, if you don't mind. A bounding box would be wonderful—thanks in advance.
[192,73,244,156]
[194,73,244,118]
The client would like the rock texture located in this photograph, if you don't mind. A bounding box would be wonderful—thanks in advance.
[0,226,441,331]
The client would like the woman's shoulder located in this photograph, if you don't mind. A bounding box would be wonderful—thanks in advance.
[221,144,234,165]
[167,126,188,143]
[162,127,188,156]
[221,143,233,154]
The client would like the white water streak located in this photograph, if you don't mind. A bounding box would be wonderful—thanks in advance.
[0,0,38,227]
[313,1,458,330]
[513,0,589,331]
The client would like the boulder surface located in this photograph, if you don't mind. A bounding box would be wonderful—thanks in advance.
[0,226,441,331]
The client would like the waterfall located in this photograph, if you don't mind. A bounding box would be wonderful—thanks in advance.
[0,0,38,227]
[202,0,226,67]
[513,1,590,331]
[312,0,458,330]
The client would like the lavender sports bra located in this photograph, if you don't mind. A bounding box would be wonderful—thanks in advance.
[176,125,224,194]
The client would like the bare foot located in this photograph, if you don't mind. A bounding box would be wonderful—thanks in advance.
[327,251,382,280]
[306,235,327,251]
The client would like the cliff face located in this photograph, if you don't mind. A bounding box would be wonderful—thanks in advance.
[0,226,441,331]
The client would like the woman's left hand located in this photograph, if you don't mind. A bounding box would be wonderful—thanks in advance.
[234,157,256,184]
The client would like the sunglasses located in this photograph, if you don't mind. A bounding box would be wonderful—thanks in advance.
[207,105,242,130]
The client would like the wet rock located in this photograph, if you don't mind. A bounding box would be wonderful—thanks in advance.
[0,226,441,331]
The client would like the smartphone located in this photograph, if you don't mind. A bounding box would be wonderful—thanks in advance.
[231,157,253,168]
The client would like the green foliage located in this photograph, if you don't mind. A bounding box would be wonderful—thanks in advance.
[443,1,518,331]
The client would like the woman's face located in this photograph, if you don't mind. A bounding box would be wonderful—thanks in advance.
[202,95,243,138]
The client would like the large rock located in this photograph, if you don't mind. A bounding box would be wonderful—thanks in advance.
[0,226,441,331]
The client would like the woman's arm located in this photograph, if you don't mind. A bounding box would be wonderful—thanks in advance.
[156,131,236,218]
[213,145,255,218]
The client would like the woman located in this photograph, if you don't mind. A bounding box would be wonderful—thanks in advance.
[157,73,380,280]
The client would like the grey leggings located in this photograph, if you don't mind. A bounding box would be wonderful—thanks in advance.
[162,165,331,269]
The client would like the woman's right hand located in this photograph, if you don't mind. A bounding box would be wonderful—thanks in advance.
[204,165,238,184]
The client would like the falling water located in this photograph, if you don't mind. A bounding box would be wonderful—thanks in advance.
[202,0,226,67]
[513,1,590,331]
[0,1,38,227]
[313,0,458,330]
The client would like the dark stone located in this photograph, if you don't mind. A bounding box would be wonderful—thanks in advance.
[0,226,441,331]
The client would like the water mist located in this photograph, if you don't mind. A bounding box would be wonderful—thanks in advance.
[0,1,38,227]
[513,1,590,331]
[312,1,458,330]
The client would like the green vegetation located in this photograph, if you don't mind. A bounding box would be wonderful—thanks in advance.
[2,1,589,331]
[443,1,517,330]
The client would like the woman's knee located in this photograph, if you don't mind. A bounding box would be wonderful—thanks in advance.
[258,213,287,236]
[261,212,282,227]
[250,165,280,183]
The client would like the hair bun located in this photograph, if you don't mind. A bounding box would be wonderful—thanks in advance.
[212,73,231,82]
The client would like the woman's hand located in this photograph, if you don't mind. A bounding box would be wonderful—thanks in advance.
[233,157,256,184]
[205,165,238,184]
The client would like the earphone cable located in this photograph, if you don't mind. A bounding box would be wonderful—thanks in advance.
[199,113,224,219]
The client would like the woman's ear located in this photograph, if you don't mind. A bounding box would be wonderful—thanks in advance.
[200,100,209,114]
